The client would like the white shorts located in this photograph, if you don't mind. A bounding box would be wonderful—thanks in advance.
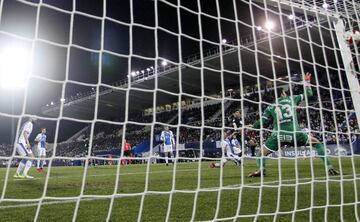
[37,147,46,156]
[16,143,32,156]
[163,144,173,153]
[233,147,242,154]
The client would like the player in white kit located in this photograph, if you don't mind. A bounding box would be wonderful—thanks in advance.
[210,130,242,168]
[14,118,37,179]
[35,128,47,172]
[160,126,175,166]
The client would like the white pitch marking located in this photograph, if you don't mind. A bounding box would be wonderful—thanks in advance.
[0,172,358,210]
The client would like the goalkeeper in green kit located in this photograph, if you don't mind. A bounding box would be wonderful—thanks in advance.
[248,72,339,177]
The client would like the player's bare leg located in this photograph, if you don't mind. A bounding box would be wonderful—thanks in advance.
[309,136,339,175]
[248,146,272,177]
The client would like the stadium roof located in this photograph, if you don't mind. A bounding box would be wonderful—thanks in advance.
[42,19,338,120]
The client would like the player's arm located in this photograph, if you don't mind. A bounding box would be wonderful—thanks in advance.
[24,130,31,149]
[304,72,313,97]
[171,132,175,145]
[253,106,272,129]
[232,120,238,129]
[293,72,313,104]
[34,134,41,143]
[160,131,165,143]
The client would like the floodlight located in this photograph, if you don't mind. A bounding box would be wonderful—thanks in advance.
[0,47,31,89]
[60,98,65,102]
[222,39,227,44]
[50,101,54,105]
[257,26,262,31]
[265,21,275,30]
[322,3,329,9]
[161,60,168,66]
[288,14,295,20]
[146,68,151,72]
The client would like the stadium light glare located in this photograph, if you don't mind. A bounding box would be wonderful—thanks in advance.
[60,98,65,102]
[288,14,295,20]
[141,70,145,74]
[131,71,135,76]
[0,46,31,89]
[136,71,140,75]
[132,72,137,77]
[150,66,154,70]
[161,60,168,66]
[265,21,275,30]
[50,101,54,105]
[256,26,262,31]
[322,3,329,9]
[146,68,151,72]
[222,39,227,44]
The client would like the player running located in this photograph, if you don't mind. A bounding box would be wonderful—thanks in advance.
[210,130,242,168]
[160,126,175,166]
[248,73,339,177]
[14,118,38,179]
[35,128,47,172]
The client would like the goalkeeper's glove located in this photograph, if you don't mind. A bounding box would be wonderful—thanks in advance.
[304,72,311,84]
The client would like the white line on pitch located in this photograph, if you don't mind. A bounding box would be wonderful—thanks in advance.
[0,173,358,210]
[0,168,200,182]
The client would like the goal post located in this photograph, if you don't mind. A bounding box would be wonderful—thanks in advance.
[0,0,359,221]
[334,19,360,126]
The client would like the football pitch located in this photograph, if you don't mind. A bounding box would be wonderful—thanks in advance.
[0,157,359,222]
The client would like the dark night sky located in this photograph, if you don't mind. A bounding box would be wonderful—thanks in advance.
[0,0,286,143]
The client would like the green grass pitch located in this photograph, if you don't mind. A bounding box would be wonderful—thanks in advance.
[0,157,359,222]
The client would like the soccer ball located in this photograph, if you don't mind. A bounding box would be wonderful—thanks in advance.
[345,29,360,45]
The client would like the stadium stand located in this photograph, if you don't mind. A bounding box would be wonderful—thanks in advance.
[1,72,358,162]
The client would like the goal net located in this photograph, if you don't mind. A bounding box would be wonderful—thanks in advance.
[0,0,359,221]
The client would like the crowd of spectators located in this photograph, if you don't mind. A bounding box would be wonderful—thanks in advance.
[1,72,358,158]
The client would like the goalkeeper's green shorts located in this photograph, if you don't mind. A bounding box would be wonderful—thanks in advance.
[264,131,309,152]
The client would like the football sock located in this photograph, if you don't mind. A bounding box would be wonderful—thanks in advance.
[23,160,33,176]
[16,159,26,175]
[314,143,332,167]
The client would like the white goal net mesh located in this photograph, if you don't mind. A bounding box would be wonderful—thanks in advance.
[0,0,359,221]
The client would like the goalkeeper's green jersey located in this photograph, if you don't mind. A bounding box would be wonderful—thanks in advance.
[253,88,313,132]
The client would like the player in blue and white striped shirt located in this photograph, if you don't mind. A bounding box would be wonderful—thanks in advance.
[160,126,175,166]
[35,128,47,172]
